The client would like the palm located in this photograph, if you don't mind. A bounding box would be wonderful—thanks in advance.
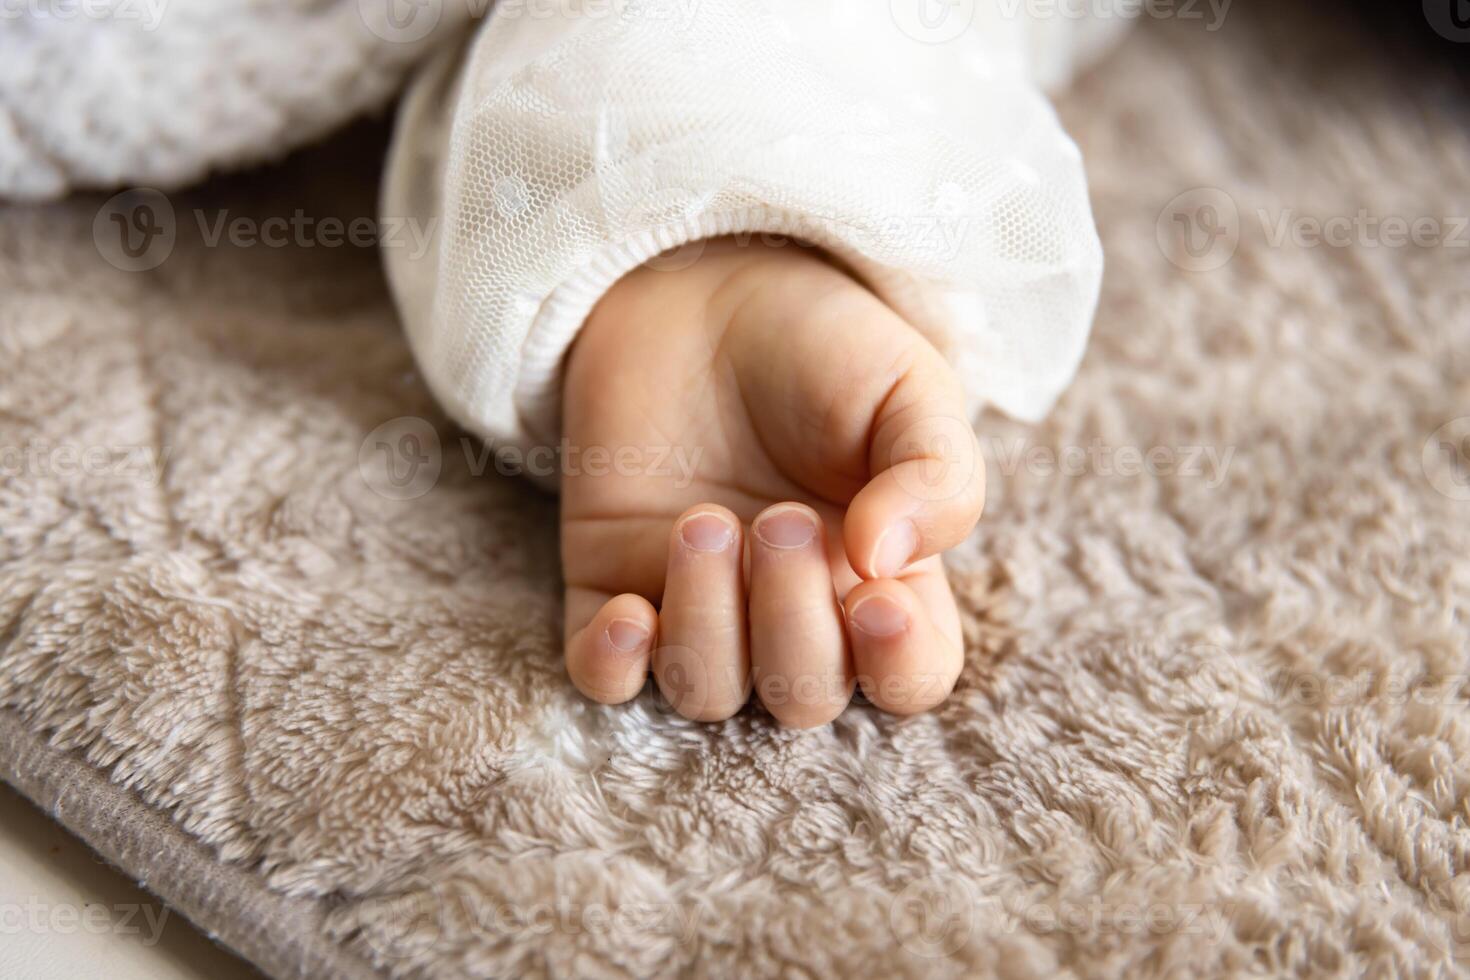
[559,240,983,726]
[561,243,873,613]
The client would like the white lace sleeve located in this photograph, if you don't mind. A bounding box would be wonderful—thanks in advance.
[381,0,1126,464]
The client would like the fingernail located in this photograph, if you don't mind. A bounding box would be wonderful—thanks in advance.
[753,507,817,549]
[871,520,917,578]
[606,618,650,652]
[848,595,909,638]
[679,512,734,552]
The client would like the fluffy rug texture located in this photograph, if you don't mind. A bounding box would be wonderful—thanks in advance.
[3,3,1470,978]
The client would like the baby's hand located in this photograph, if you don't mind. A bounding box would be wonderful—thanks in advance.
[561,239,984,727]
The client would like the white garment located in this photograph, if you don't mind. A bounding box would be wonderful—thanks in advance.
[381,0,1131,462]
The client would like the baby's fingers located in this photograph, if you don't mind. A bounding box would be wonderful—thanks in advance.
[655,505,750,721]
[843,562,963,715]
[565,590,656,704]
[749,503,854,728]
[845,358,985,580]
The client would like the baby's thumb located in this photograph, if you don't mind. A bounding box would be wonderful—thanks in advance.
[844,358,985,580]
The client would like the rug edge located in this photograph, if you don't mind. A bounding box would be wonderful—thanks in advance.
[0,708,381,980]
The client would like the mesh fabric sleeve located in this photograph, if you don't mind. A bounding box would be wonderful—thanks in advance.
[380,0,1123,469]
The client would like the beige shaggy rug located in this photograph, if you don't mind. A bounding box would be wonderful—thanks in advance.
[3,3,1470,977]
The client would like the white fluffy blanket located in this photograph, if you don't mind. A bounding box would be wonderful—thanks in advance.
[0,0,473,199]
